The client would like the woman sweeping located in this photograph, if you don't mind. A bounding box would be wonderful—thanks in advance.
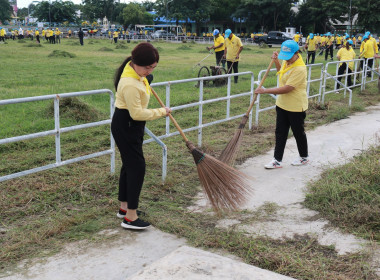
[254,40,309,169]
[111,43,171,229]
[336,39,355,92]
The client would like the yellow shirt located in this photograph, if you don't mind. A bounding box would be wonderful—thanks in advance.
[225,34,243,62]
[337,47,356,69]
[35,31,39,36]
[113,31,119,38]
[306,37,317,51]
[276,56,308,112]
[361,40,375,58]
[336,37,342,44]
[115,62,166,121]
[0,29,5,36]
[294,34,300,42]
[370,37,378,54]
[213,35,225,52]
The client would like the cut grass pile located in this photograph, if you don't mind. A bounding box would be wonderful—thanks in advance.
[0,38,379,279]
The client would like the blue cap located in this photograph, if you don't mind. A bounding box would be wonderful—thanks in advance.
[345,35,349,39]
[213,29,219,36]
[278,40,299,60]
[224,29,232,38]
[347,40,353,45]
[363,35,368,40]
[309,33,314,39]
[296,32,299,34]
[365,31,370,36]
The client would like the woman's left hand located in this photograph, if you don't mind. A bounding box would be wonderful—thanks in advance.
[254,87,266,94]
[165,107,172,116]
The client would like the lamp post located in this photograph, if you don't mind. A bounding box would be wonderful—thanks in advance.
[165,0,173,31]
[348,0,352,36]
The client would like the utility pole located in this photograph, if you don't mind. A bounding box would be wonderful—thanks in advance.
[348,0,352,36]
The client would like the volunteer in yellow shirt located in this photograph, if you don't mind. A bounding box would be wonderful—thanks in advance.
[111,43,171,230]
[223,29,243,83]
[360,35,375,77]
[35,28,40,43]
[305,33,318,64]
[336,35,342,49]
[293,32,300,44]
[207,29,226,68]
[255,40,309,169]
[0,28,5,42]
[336,40,356,91]
[113,30,119,43]
[325,33,334,61]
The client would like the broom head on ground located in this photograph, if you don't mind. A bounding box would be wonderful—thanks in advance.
[150,87,253,212]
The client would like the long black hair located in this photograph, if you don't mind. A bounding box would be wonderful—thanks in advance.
[114,43,159,90]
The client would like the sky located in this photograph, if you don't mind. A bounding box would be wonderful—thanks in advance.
[16,0,147,9]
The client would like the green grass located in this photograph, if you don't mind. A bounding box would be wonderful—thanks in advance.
[0,38,380,279]
[305,145,380,241]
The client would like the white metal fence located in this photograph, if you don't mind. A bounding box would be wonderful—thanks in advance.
[1,58,379,183]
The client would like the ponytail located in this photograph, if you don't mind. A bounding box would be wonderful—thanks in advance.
[114,56,132,90]
[345,42,350,50]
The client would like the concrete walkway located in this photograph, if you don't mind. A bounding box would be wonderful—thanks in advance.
[2,105,380,280]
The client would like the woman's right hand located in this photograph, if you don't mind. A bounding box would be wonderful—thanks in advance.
[165,107,172,116]
[271,51,279,60]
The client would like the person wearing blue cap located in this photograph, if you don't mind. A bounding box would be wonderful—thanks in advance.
[336,39,356,91]
[360,35,375,77]
[207,29,226,68]
[0,27,5,42]
[223,29,243,83]
[305,33,317,64]
[35,28,40,44]
[325,33,334,61]
[254,40,309,169]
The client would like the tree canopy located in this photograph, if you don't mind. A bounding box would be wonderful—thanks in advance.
[0,0,12,23]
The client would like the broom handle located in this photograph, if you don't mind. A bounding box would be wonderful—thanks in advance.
[244,58,275,117]
[150,87,189,142]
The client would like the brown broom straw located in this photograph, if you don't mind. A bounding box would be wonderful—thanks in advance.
[150,87,252,212]
[219,59,275,166]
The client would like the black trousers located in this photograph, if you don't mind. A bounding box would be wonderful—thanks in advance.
[274,106,308,161]
[79,37,84,45]
[337,63,352,89]
[215,51,225,68]
[227,61,239,83]
[364,58,374,77]
[307,51,315,64]
[0,36,4,42]
[36,35,40,43]
[111,108,146,209]
[325,45,333,60]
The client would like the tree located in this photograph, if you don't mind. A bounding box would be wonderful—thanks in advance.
[356,0,380,33]
[82,0,116,23]
[121,3,152,27]
[34,0,76,23]
[0,0,12,23]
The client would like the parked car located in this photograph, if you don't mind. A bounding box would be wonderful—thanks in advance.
[151,30,175,39]
[254,31,293,47]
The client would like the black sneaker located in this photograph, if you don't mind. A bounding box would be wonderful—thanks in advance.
[121,218,150,230]
[116,209,144,218]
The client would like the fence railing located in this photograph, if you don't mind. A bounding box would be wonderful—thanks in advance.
[0,89,115,183]
[1,58,379,183]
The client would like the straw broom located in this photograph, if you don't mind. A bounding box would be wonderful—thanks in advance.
[150,87,252,212]
[219,59,275,166]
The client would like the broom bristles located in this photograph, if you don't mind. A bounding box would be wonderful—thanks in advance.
[187,141,253,212]
[219,115,249,166]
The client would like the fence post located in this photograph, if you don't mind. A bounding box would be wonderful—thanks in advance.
[54,96,61,164]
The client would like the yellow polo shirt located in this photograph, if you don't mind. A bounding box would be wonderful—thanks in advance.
[276,58,308,112]
[306,38,317,51]
[337,47,356,69]
[115,63,166,121]
[361,40,375,58]
[214,35,225,52]
[225,34,243,62]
